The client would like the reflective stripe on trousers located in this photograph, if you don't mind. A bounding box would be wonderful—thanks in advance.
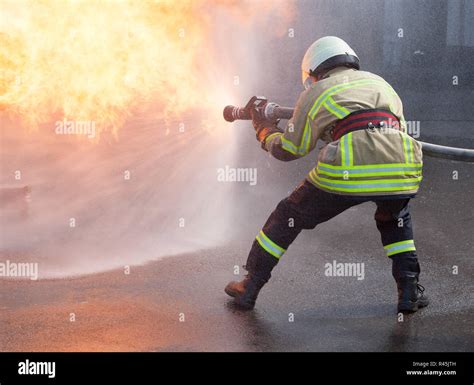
[384,239,416,257]
[255,230,286,260]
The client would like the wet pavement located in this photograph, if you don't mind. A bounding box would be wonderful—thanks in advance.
[0,156,473,352]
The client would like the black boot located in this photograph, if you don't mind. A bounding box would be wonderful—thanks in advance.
[225,242,278,310]
[225,275,265,310]
[391,253,429,313]
[397,277,429,313]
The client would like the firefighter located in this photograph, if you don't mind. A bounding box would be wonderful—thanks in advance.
[225,36,429,313]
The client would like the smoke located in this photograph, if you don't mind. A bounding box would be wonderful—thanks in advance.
[0,0,295,278]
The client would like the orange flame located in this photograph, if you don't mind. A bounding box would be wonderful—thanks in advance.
[0,0,294,137]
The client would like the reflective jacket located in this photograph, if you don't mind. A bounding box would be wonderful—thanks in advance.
[264,67,422,196]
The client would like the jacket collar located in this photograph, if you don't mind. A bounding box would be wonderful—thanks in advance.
[323,67,357,79]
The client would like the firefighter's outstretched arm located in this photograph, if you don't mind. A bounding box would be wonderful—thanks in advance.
[252,90,317,161]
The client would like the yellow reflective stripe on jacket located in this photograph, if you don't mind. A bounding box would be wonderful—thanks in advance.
[311,173,422,185]
[340,132,354,167]
[310,178,422,193]
[266,132,282,142]
[384,240,416,257]
[309,79,398,120]
[265,132,282,145]
[255,230,286,259]
[301,117,312,154]
[408,135,414,163]
[401,133,415,164]
[281,136,299,155]
[317,162,422,170]
[308,169,422,193]
[317,163,422,178]
[281,78,398,157]
[324,96,350,119]
[281,117,312,156]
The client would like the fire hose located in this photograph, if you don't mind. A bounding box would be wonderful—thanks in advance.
[223,96,474,162]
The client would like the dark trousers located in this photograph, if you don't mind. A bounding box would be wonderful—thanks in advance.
[246,180,420,283]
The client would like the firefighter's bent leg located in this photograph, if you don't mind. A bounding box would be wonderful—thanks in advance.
[226,181,360,309]
[225,191,306,310]
[374,199,429,312]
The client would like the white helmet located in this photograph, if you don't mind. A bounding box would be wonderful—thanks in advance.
[301,36,359,89]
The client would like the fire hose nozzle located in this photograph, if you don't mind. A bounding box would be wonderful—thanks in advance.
[223,96,294,123]
[223,105,249,122]
[223,96,268,122]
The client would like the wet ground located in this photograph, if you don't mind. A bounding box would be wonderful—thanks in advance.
[0,156,473,352]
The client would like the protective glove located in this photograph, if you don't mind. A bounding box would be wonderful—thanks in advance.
[250,106,280,143]
[256,126,283,149]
